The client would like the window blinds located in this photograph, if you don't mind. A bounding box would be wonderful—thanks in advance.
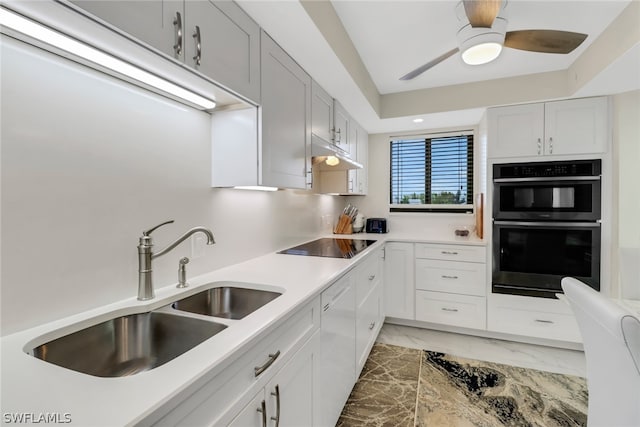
[390,134,474,210]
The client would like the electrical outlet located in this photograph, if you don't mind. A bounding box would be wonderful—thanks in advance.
[191,234,207,259]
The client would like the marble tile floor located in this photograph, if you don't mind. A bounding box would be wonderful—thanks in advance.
[376,323,586,377]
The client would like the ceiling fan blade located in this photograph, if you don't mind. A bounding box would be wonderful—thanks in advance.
[399,48,459,81]
[463,0,502,28]
[505,30,588,54]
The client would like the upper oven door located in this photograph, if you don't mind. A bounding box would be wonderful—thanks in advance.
[493,177,601,221]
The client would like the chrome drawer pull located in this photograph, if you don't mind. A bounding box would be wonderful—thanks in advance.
[441,251,458,255]
[534,319,554,324]
[254,350,281,377]
[441,308,459,312]
[441,275,459,279]
[173,11,182,55]
[369,321,376,330]
[256,400,267,427]
[368,274,376,281]
[270,385,281,427]
[192,25,202,65]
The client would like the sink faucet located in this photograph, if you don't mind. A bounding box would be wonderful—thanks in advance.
[137,220,215,300]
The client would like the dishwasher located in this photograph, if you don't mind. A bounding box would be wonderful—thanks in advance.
[319,274,356,427]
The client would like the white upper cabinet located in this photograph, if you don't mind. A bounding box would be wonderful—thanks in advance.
[70,0,182,59]
[488,97,608,159]
[311,80,334,145]
[260,31,311,189]
[70,0,261,103]
[544,97,609,156]
[333,100,352,155]
[183,1,260,102]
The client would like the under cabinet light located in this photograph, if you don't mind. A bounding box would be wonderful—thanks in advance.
[233,186,279,192]
[0,7,216,110]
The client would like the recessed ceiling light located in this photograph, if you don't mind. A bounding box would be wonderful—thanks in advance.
[413,118,424,123]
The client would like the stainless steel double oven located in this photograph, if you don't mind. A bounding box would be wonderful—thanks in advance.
[492,159,601,298]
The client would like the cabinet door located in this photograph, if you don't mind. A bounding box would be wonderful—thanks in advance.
[488,103,544,158]
[355,122,368,194]
[266,333,319,427]
[184,0,260,103]
[333,100,351,155]
[311,80,334,144]
[70,0,183,59]
[260,31,311,189]
[544,97,608,156]
[384,242,415,320]
[228,390,265,427]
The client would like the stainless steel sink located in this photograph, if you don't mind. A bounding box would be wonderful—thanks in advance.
[30,312,227,377]
[172,284,282,319]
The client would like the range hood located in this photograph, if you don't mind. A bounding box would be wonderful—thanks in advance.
[311,136,363,171]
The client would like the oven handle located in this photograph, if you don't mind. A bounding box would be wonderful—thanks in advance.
[493,220,601,228]
[493,176,600,183]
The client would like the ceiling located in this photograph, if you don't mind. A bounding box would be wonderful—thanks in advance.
[238,0,640,134]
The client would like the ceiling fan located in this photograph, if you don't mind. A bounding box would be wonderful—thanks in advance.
[399,0,588,81]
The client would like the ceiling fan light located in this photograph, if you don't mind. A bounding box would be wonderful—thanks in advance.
[462,42,503,65]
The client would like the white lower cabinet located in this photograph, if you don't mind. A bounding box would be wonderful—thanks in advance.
[384,242,415,320]
[354,248,384,376]
[150,298,320,426]
[229,332,320,427]
[414,243,487,330]
[488,294,582,343]
[415,290,486,329]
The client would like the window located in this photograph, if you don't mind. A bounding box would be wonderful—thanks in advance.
[390,132,474,212]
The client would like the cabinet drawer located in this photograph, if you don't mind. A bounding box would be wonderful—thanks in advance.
[355,251,382,306]
[415,259,486,296]
[356,283,381,375]
[154,298,320,426]
[488,306,581,343]
[415,291,486,329]
[415,243,486,263]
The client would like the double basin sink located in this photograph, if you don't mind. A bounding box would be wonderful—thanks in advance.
[29,283,282,377]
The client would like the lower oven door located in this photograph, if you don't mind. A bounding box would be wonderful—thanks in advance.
[492,221,601,298]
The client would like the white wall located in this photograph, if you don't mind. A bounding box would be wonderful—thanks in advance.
[612,90,640,299]
[0,37,341,336]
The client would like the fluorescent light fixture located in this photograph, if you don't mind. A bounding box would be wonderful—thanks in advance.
[325,156,340,166]
[233,186,279,192]
[0,7,216,110]
[413,118,424,123]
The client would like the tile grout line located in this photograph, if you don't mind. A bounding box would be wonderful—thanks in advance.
[413,349,423,427]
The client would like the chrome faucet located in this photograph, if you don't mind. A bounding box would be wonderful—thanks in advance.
[137,220,215,300]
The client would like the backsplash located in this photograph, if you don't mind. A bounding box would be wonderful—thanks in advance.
[0,36,341,336]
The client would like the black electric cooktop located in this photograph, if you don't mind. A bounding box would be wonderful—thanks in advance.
[277,238,377,259]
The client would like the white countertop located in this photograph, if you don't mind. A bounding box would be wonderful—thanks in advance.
[0,233,484,426]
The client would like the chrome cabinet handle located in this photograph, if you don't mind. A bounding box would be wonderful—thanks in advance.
[549,137,553,154]
[441,275,458,279]
[368,274,376,281]
[256,400,267,427]
[192,25,202,66]
[535,319,554,324]
[441,307,459,312]
[173,11,182,55]
[368,321,376,330]
[270,385,281,427]
[333,128,341,143]
[441,251,458,255]
[537,138,542,155]
[254,350,280,377]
